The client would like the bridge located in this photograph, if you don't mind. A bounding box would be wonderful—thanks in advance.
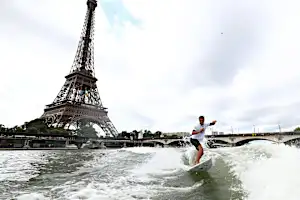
[0,131,186,149]
[2,131,300,149]
[88,138,186,148]
[93,131,300,148]
[142,138,186,145]
[205,131,300,147]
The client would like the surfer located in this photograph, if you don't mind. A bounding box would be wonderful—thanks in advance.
[190,116,216,165]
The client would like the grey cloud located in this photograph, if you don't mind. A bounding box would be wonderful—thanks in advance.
[170,93,237,128]
[174,115,198,126]
[235,102,300,130]
[247,79,300,105]
[176,97,300,132]
[185,6,268,89]
[96,55,129,75]
[126,110,155,130]
[172,104,234,130]
[209,94,237,114]
[0,2,77,50]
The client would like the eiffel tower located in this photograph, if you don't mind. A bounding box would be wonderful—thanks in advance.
[41,0,118,137]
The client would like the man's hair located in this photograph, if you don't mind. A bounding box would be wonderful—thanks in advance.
[199,116,205,120]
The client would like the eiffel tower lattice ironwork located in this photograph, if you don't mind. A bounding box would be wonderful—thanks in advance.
[41,0,118,137]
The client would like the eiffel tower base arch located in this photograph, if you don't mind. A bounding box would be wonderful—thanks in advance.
[41,101,118,137]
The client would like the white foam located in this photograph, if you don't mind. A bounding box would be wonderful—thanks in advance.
[181,146,197,165]
[14,143,300,200]
[121,146,162,154]
[131,147,186,179]
[222,142,300,200]
[16,193,48,200]
[0,151,48,182]
[47,147,199,200]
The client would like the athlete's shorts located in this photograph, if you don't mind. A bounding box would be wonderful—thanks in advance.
[190,138,202,150]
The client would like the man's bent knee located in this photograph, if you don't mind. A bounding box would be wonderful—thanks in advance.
[198,144,203,150]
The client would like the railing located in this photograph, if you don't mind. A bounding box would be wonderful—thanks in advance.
[206,131,298,138]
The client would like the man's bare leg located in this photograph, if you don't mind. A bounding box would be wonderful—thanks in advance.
[194,144,203,165]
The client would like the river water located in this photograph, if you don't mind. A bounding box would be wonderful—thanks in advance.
[0,142,299,200]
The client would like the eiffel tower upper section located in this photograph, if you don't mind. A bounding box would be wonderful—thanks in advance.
[41,0,118,137]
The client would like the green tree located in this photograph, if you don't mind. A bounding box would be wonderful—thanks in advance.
[78,125,98,138]
[294,127,300,132]
[154,131,162,138]
[26,118,48,133]
[0,124,4,131]
[143,130,153,138]
[15,126,24,132]
[131,130,139,140]
[27,127,39,134]
[76,119,98,138]
[119,131,129,138]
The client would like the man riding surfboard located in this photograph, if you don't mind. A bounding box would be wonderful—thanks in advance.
[190,116,217,165]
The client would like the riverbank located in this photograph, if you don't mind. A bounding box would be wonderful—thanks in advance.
[0,147,79,151]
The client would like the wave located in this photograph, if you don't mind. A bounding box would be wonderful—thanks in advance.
[10,142,300,200]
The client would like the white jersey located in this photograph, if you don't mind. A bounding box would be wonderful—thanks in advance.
[191,123,210,141]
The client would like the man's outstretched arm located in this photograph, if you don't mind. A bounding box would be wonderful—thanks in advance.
[209,120,217,126]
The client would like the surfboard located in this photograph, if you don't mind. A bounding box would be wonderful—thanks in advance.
[187,157,213,173]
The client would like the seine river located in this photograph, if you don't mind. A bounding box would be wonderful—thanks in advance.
[0,142,299,200]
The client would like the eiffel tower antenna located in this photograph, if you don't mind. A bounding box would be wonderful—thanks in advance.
[41,0,118,137]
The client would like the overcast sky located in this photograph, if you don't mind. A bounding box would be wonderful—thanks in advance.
[1,0,300,134]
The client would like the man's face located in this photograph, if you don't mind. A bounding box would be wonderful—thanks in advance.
[199,118,204,125]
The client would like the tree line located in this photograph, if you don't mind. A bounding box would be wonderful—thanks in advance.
[0,118,104,138]
[0,119,182,139]
[3,119,298,139]
[0,119,72,136]
[114,130,182,140]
